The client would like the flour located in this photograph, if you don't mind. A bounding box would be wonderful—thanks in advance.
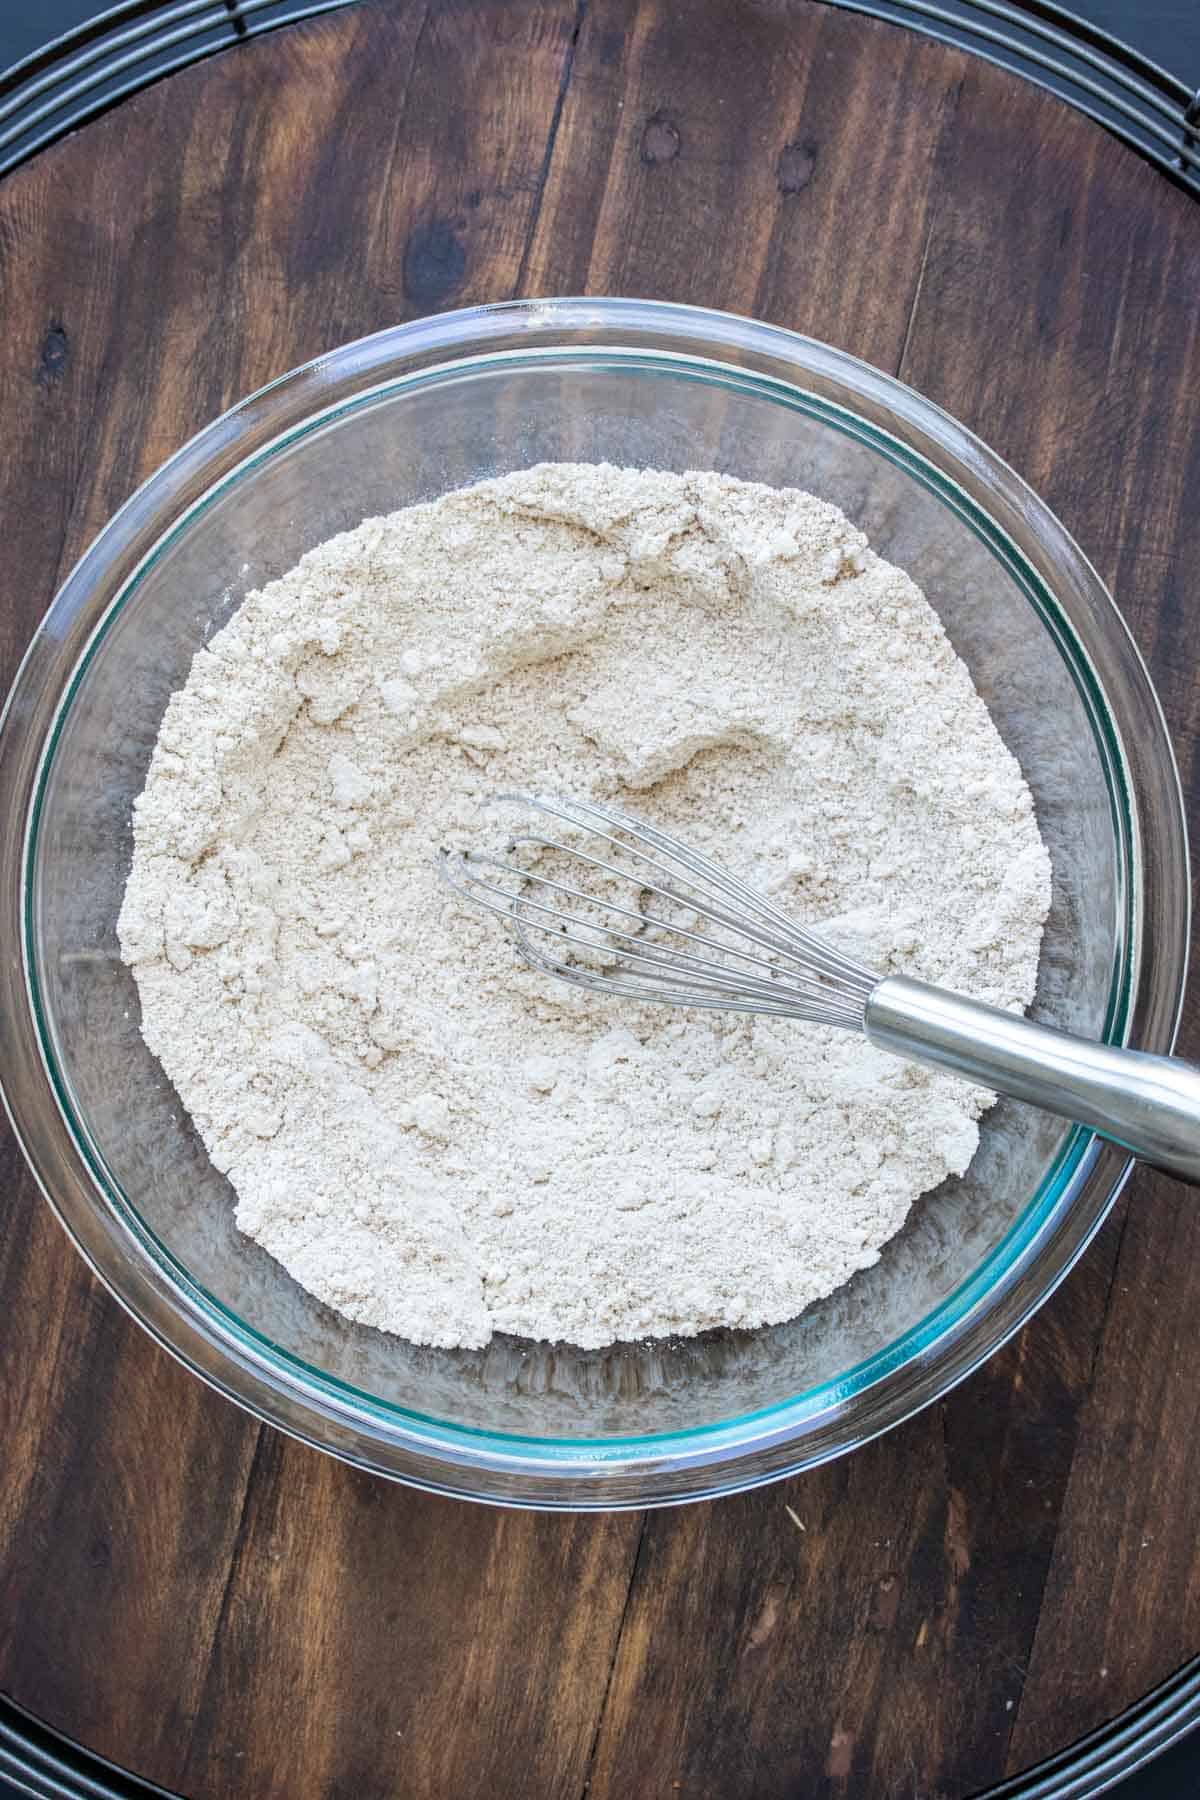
[118,464,1052,1350]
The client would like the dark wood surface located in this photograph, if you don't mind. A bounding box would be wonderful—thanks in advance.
[1,4,1199,1795]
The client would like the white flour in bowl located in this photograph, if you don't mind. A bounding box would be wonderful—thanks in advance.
[118,464,1051,1350]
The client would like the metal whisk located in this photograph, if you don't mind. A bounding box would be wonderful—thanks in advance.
[439,793,1200,1186]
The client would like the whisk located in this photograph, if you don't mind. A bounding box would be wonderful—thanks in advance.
[439,792,1200,1186]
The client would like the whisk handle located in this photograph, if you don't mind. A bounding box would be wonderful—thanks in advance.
[864,975,1200,1187]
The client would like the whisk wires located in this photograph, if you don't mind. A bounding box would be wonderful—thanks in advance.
[439,793,877,1029]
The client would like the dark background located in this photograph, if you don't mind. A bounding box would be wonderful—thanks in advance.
[0,2,1197,1796]
[2,0,1199,90]
[10,0,1199,84]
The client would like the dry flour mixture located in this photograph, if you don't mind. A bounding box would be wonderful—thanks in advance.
[118,465,1051,1349]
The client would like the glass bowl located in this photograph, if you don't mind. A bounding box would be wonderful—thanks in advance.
[0,300,1188,1508]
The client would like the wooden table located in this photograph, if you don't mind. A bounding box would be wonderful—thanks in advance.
[2,4,1199,1794]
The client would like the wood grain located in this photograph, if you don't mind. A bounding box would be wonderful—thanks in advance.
[2,3,1200,1796]
[522,0,966,371]
[178,1434,639,1800]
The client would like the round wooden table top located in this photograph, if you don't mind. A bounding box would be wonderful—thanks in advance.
[2,4,1199,1795]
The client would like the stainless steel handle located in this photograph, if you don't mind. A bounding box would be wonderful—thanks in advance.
[864,974,1200,1186]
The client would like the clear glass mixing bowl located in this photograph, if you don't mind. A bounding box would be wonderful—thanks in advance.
[0,300,1188,1507]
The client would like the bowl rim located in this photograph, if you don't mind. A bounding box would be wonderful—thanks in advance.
[0,297,1189,1507]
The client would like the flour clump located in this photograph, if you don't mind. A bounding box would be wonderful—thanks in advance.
[118,464,1052,1350]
